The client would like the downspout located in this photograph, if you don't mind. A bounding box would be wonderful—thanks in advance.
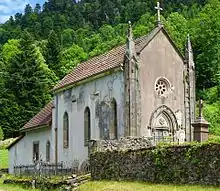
[183,69,187,141]
[188,71,192,142]
[55,95,58,164]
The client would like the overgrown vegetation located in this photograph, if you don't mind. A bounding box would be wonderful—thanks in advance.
[0,0,220,138]
[0,179,40,191]
[1,176,220,191]
[1,174,91,190]
[90,142,220,185]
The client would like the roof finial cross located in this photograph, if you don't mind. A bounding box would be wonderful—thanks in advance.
[155,2,163,26]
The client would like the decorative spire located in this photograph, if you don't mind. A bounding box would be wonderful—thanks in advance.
[127,21,132,39]
[185,34,195,68]
[186,34,193,53]
[155,2,163,26]
[126,21,136,59]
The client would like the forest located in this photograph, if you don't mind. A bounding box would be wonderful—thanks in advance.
[0,0,220,139]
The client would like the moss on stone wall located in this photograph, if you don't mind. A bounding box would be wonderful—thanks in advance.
[90,142,220,185]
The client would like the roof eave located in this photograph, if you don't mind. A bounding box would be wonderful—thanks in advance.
[20,124,50,133]
[136,26,185,62]
[6,134,25,150]
[161,27,185,61]
[136,26,162,54]
[53,66,122,94]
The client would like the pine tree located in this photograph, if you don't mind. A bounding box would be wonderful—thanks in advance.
[1,31,52,138]
[46,30,61,77]
[34,3,41,14]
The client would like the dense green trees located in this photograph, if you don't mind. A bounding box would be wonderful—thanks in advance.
[0,31,53,138]
[46,30,61,77]
[0,0,220,138]
[190,0,220,90]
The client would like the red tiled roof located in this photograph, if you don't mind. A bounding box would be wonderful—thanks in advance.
[53,44,126,91]
[20,101,53,131]
[53,27,162,91]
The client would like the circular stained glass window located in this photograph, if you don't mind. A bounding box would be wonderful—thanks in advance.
[155,79,168,96]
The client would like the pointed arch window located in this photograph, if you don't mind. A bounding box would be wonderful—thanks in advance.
[84,107,91,146]
[46,140,50,162]
[63,112,69,148]
[110,98,118,140]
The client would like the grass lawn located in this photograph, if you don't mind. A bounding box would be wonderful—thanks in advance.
[0,180,40,191]
[78,181,220,191]
[0,150,8,169]
[0,179,220,191]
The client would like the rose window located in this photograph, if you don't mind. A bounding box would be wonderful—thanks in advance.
[155,80,168,96]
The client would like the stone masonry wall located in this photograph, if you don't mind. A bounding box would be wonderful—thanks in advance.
[89,137,153,153]
[90,142,220,185]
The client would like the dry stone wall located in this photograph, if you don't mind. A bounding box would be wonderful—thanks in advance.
[90,142,220,185]
[89,137,154,153]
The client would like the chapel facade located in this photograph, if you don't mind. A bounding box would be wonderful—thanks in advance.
[122,22,195,143]
[7,8,196,173]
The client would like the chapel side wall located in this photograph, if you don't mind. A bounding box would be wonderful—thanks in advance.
[8,140,26,174]
[56,71,124,167]
[139,30,185,136]
[8,127,52,174]
[8,145,16,174]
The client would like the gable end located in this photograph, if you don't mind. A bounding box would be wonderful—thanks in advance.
[137,27,185,62]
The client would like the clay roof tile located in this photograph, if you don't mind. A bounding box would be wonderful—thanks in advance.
[21,101,53,131]
[53,27,162,91]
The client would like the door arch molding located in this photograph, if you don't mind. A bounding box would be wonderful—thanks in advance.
[149,105,178,142]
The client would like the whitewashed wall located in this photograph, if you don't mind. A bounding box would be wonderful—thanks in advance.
[52,71,124,167]
[8,127,52,174]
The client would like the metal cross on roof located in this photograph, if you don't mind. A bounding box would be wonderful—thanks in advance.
[155,2,163,26]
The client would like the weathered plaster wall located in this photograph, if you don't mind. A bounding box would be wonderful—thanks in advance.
[139,30,185,136]
[8,127,52,174]
[53,71,124,167]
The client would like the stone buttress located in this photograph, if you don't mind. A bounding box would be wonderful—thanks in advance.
[184,34,196,141]
[124,22,141,137]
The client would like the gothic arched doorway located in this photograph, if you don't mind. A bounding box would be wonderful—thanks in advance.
[149,105,178,143]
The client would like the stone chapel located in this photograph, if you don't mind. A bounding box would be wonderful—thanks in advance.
[7,4,196,173]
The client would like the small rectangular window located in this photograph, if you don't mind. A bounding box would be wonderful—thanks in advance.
[33,141,39,162]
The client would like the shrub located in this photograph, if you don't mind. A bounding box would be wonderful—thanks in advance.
[203,103,220,135]
[0,126,4,141]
